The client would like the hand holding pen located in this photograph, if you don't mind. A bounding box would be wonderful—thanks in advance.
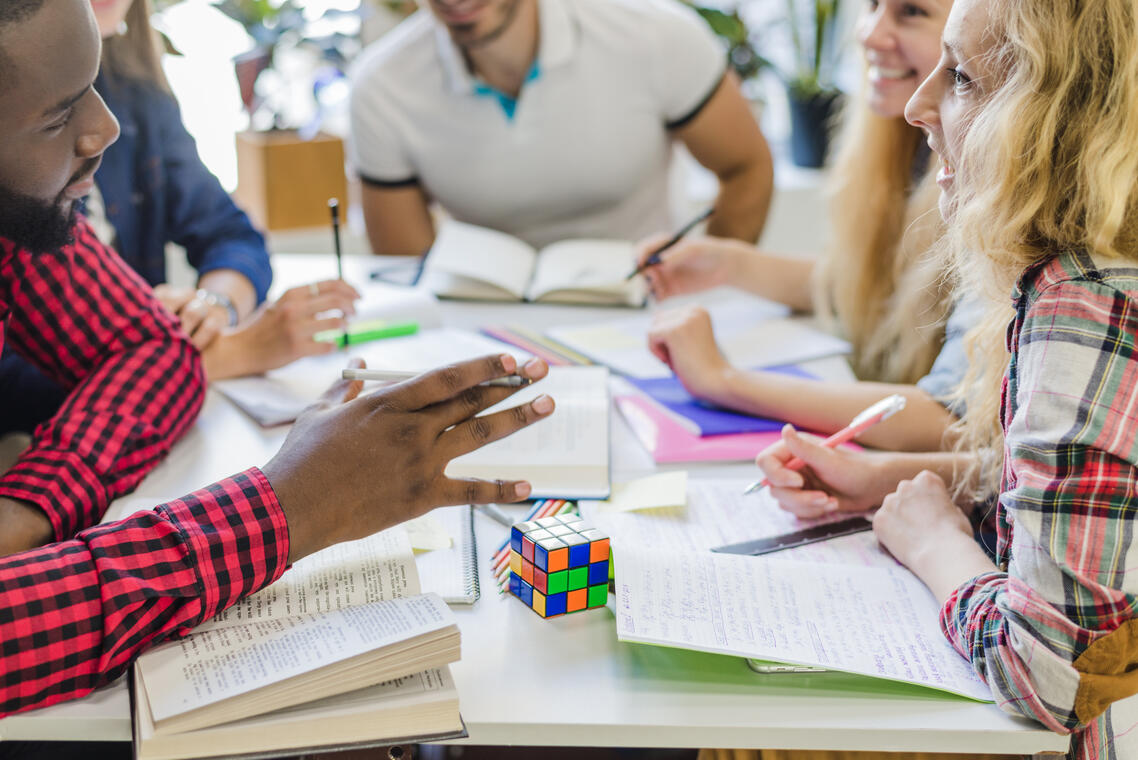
[745,394,908,505]
[625,206,715,281]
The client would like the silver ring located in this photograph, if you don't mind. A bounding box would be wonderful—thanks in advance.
[309,282,320,297]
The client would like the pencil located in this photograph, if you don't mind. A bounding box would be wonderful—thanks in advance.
[625,206,714,281]
[341,369,531,388]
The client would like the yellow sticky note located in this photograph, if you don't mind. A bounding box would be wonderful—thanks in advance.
[599,471,688,512]
[403,513,453,553]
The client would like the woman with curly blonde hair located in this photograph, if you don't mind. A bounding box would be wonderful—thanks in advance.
[641,0,969,457]
[770,0,1138,755]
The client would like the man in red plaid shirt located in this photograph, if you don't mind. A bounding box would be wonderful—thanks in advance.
[0,0,554,726]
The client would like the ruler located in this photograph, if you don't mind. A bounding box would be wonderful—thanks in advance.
[710,516,874,556]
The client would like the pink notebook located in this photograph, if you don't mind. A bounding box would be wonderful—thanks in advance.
[615,394,781,463]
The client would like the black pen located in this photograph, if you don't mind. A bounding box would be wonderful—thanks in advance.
[328,198,343,281]
[625,206,715,281]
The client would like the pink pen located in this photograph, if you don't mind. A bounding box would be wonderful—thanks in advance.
[743,394,908,495]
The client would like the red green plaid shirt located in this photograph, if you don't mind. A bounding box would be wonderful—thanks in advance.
[0,221,290,716]
[941,250,1138,759]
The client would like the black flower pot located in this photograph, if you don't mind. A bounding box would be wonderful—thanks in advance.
[787,87,843,169]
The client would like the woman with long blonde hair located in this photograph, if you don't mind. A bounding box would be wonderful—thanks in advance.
[641,0,964,459]
[771,0,1138,754]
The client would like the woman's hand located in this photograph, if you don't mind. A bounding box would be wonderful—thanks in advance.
[203,279,360,380]
[635,235,743,301]
[873,471,974,569]
[755,425,894,517]
[154,284,229,351]
[646,306,732,400]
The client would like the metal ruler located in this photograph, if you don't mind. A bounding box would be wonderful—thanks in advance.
[710,516,874,556]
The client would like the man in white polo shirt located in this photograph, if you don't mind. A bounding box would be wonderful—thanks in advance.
[349,0,773,255]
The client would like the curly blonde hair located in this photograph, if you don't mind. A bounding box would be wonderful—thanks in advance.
[947,0,1138,495]
[815,90,953,385]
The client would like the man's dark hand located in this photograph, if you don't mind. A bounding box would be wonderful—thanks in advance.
[263,354,553,563]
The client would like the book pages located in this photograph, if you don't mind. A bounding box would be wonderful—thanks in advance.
[422,221,537,300]
[197,528,419,633]
[444,366,611,498]
[526,239,646,305]
[139,594,455,724]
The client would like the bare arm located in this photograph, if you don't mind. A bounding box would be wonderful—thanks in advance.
[635,236,815,311]
[673,73,773,244]
[648,307,957,452]
[360,182,436,256]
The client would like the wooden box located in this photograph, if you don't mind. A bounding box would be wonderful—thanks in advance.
[233,130,348,231]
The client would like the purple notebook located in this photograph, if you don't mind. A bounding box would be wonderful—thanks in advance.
[628,365,815,437]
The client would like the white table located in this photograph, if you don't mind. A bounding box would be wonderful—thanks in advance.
[0,256,1070,755]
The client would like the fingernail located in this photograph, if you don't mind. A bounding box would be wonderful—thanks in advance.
[532,394,553,414]
[514,482,532,499]
[823,498,839,512]
[782,424,796,436]
[523,358,542,373]
[500,354,517,372]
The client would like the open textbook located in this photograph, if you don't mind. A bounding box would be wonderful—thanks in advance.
[419,220,648,306]
[132,528,464,760]
[546,297,850,379]
[581,480,992,702]
[444,366,611,498]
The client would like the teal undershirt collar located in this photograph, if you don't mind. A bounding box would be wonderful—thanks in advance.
[472,61,541,120]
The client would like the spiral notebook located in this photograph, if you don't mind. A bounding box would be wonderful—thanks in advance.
[416,506,480,605]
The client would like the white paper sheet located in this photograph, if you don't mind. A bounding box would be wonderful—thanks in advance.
[547,298,849,379]
[614,546,993,701]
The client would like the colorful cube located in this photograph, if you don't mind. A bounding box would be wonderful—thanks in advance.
[508,514,610,618]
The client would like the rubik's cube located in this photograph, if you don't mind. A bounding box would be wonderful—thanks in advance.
[508,514,610,617]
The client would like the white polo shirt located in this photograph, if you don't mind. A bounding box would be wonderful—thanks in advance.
[349,0,725,249]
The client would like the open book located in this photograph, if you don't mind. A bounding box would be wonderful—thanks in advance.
[132,528,464,760]
[445,366,612,499]
[420,221,648,306]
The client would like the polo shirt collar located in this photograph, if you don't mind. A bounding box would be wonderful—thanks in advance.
[434,0,577,95]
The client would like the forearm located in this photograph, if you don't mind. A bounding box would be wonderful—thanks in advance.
[706,146,773,245]
[711,372,957,451]
[197,268,258,321]
[0,468,289,718]
[0,497,53,557]
[730,250,815,311]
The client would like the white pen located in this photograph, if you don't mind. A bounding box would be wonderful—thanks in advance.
[341,368,530,388]
[744,394,908,495]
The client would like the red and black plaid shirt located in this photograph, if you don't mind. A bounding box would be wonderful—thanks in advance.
[0,220,290,716]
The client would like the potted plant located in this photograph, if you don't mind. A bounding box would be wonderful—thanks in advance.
[782,0,843,168]
[693,0,844,168]
[208,0,364,229]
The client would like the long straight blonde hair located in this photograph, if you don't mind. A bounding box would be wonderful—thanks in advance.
[100,0,170,91]
[947,0,1138,495]
[814,91,953,385]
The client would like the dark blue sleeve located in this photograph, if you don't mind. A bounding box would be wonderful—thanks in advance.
[153,93,273,304]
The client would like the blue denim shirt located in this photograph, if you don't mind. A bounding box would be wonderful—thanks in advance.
[92,71,272,303]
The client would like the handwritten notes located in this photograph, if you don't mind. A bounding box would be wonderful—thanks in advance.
[581,479,892,567]
[614,546,993,702]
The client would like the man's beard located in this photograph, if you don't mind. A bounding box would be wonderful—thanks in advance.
[0,160,98,253]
